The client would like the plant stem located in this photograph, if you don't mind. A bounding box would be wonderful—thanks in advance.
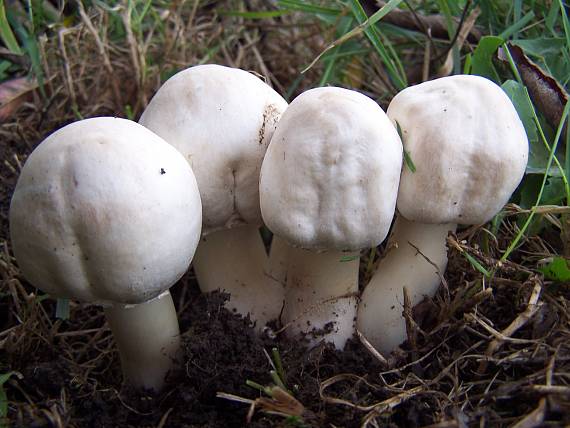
[193,225,284,329]
[357,216,455,354]
[104,291,180,392]
[284,246,359,349]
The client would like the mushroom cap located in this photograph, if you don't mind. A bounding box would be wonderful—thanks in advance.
[388,74,529,225]
[139,64,288,234]
[260,87,403,251]
[9,117,202,305]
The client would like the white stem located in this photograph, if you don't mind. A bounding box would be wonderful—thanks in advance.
[192,225,284,329]
[266,235,290,286]
[104,291,180,392]
[357,216,456,355]
[284,246,358,349]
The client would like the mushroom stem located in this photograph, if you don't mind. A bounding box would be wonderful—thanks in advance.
[357,216,456,355]
[284,246,359,349]
[104,291,180,392]
[192,225,284,328]
[266,235,290,286]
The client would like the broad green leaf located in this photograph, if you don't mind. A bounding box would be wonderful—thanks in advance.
[501,80,566,177]
[470,36,504,82]
[539,256,570,282]
[519,176,565,209]
[501,80,545,173]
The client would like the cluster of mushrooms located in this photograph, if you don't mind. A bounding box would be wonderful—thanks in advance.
[9,64,529,392]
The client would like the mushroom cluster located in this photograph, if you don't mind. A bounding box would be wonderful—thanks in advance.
[9,66,529,393]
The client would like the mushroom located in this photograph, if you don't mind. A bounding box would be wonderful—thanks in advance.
[9,117,202,391]
[357,74,529,355]
[139,64,287,329]
[260,87,403,349]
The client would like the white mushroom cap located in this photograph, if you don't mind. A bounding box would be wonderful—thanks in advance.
[10,117,202,305]
[139,64,288,234]
[260,87,403,251]
[388,74,529,225]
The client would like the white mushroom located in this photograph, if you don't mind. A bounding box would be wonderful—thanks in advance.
[260,87,403,349]
[10,117,202,391]
[358,75,529,355]
[140,64,287,328]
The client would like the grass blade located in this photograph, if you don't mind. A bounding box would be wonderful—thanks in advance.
[302,0,407,90]
[0,0,22,55]
[277,0,341,16]
[346,0,406,89]
[498,11,535,41]
[501,101,570,261]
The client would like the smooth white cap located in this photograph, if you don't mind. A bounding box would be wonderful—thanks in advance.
[388,74,529,225]
[10,117,202,305]
[139,64,288,234]
[260,87,403,251]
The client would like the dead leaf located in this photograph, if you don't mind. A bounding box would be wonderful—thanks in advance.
[506,44,568,131]
[0,77,38,122]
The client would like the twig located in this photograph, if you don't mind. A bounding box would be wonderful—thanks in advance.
[57,29,77,110]
[436,5,481,77]
[356,329,388,366]
[477,278,543,373]
[76,1,121,107]
[156,407,173,428]
[512,398,546,428]
[368,0,482,41]
[403,286,418,352]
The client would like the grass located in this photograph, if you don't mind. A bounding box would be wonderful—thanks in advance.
[0,0,570,426]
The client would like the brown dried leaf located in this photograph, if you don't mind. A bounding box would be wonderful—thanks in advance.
[0,77,38,122]
[508,44,568,130]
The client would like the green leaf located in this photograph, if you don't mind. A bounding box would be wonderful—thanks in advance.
[347,0,406,89]
[403,150,416,173]
[498,11,535,41]
[0,0,22,55]
[340,255,359,262]
[277,0,341,16]
[395,121,416,173]
[501,80,559,176]
[0,371,22,427]
[470,36,504,82]
[545,0,560,34]
[55,298,70,320]
[220,10,290,19]
[463,253,491,277]
[539,256,570,282]
[519,176,565,209]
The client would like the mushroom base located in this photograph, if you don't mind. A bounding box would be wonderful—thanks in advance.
[357,216,456,355]
[283,246,359,350]
[192,225,284,330]
[104,291,180,392]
